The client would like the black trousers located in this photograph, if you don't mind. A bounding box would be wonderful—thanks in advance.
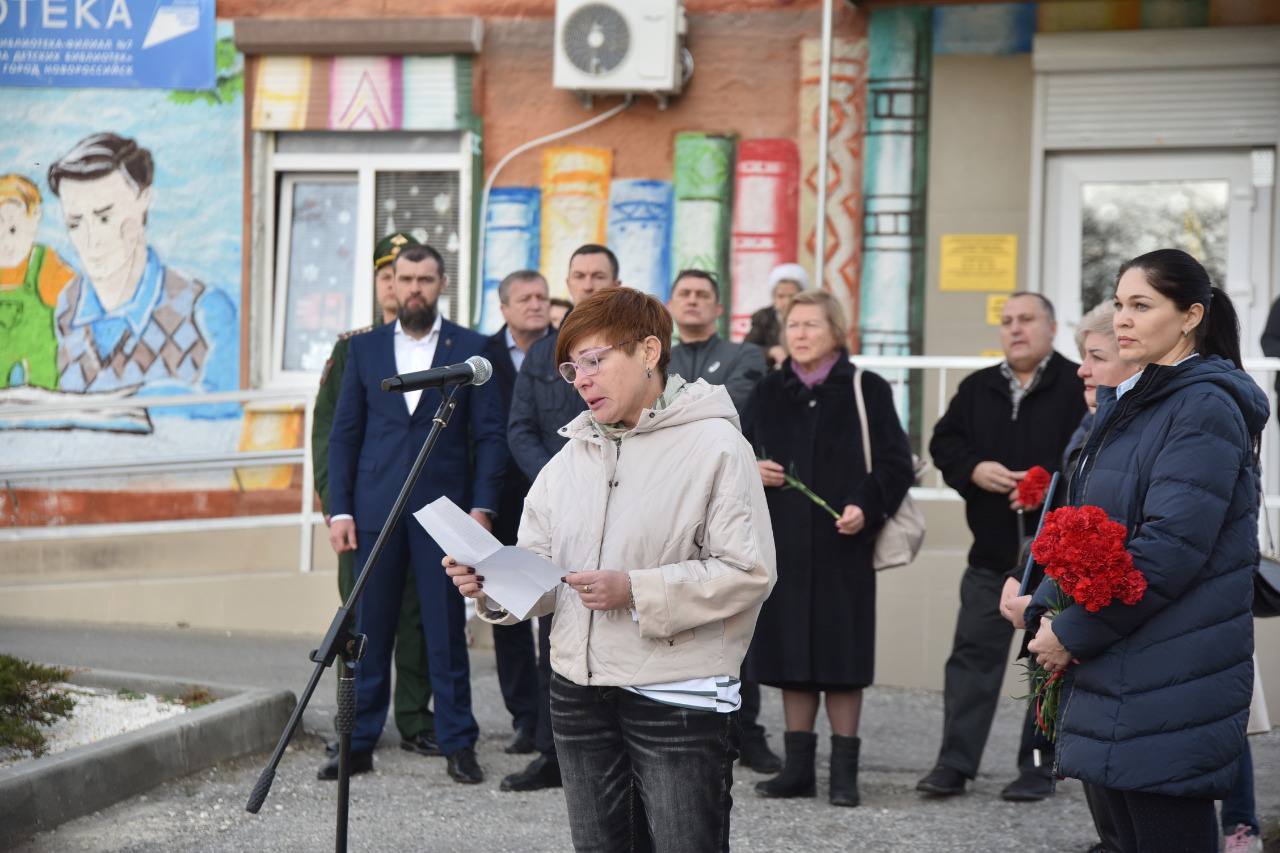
[938,565,1050,777]
[492,620,539,736]
[534,614,556,755]
[1096,787,1217,853]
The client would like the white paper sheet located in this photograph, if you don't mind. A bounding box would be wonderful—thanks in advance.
[413,497,562,619]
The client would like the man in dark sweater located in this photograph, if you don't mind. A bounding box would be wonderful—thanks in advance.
[918,292,1085,802]
[666,268,779,773]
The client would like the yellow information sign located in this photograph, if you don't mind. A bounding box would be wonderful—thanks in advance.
[986,294,1009,325]
[940,234,1018,292]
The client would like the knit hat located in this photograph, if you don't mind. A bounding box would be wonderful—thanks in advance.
[373,232,420,269]
[767,262,809,291]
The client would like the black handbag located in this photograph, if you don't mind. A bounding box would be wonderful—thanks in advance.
[1255,502,1280,618]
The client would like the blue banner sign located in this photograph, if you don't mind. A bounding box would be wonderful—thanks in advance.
[0,0,214,90]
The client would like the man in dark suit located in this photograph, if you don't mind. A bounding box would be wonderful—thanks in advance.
[480,269,552,756]
[325,244,507,785]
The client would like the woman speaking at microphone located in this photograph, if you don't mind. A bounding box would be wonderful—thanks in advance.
[444,287,776,852]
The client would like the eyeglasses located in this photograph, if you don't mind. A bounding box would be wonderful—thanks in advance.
[558,340,640,383]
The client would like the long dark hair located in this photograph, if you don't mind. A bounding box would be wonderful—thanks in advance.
[1117,248,1242,369]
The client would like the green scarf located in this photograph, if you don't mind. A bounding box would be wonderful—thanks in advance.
[594,374,687,441]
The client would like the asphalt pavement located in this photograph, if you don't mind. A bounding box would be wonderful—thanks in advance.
[1,619,1275,852]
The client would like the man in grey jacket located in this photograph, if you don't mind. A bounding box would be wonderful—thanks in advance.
[668,269,767,415]
[667,268,780,773]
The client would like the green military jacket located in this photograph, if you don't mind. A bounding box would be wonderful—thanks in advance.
[312,326,371,513]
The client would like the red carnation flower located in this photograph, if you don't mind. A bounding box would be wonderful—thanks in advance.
[1018,466,1052,508]
[1023,504,1149,740]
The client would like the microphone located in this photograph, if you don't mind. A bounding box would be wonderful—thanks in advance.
[381,356,493,392]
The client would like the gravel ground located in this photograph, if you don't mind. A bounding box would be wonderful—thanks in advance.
[4,621,1276,852]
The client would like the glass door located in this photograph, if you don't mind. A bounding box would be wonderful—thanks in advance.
[1043,150,1271,358]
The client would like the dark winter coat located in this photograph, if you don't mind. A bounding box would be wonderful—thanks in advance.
[929,352,1086,574]
[743,355,914,689]
[1027,356,1267,799]
[506,329,587,481]
[482,326,537,545]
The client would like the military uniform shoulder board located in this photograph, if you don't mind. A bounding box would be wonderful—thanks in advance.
[337,325,374,342]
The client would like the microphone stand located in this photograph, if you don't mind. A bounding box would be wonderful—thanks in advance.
[246,381,466,853]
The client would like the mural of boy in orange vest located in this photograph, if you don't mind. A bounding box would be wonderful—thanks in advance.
[48,132,237,399]
[0,174,78,389]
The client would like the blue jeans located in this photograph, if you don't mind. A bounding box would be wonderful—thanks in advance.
[1220,739,1258,834]
[551,673,738,852]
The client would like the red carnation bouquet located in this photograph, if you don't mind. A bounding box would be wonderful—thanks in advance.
[1021,505,1148,739]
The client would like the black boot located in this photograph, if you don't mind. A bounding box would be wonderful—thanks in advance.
[755,731,816,798]
[829,735,861,807]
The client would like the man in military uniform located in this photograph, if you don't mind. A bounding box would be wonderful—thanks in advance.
[311,232,438,767]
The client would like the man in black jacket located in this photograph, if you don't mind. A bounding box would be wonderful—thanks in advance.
[501,243,621,791]
[918,292,1085,801]
[481,269,552,758]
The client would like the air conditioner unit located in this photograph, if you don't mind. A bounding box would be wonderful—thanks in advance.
[553,0,687,100]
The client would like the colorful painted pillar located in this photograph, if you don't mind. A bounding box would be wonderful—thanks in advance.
[671,133,735,329]
[478,187,541,335]
[799,37,868,344]
[729,139,800,341]
[859,7,930,359]
[608,179,674,301]
[860,8,931,437]
[539,146,612,300]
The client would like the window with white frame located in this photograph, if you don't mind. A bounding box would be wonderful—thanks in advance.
[263,132,474,386]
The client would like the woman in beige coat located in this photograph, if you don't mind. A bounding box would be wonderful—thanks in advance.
[446,287,776,852]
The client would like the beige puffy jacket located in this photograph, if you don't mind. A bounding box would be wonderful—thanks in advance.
[478,379,776,687]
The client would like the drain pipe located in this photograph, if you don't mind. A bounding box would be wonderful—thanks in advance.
[813,0,835,290]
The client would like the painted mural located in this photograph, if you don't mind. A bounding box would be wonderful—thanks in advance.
[799,36,867,348]
[540,146,612,300]
[608,179,673,302]
[478,187,541,334]
[729,140,799,340]
[0,26,243,469]
[251,54,472,132]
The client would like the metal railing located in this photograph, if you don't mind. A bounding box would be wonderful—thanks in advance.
[3,356,1280,574]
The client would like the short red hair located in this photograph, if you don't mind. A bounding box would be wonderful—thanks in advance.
[556,288,672,377]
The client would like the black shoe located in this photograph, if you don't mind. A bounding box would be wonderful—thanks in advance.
[316,750,373,780]
[504,728,537,755]
[755,731,817,799]
[739,731,783,774]
[829,734,861,807]
[1000,767,1055,802]
[446,747,484,784]
[400,731,443,757]
[500,754,562,792]
[916,765,967,796]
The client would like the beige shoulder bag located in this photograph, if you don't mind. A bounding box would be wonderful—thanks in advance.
[853,367,927,570]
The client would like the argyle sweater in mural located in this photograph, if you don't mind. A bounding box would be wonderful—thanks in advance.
[54,247,237,398]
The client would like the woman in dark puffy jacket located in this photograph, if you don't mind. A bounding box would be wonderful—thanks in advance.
[1026,249,1267,853]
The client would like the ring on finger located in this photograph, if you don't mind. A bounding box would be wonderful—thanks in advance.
[584,584,592,593]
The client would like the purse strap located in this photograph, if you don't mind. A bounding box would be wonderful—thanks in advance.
[852,367,873,473]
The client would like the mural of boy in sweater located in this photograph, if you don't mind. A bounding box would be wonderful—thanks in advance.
[48,132,237,401]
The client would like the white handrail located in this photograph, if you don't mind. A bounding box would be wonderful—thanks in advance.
[0,387,311,417]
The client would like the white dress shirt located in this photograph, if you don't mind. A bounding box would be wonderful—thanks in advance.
[505,327,526,374]
[396,314,443,415]
[329,314,444,526]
